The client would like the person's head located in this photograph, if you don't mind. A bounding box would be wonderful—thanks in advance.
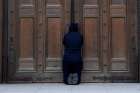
[69,23,79,32]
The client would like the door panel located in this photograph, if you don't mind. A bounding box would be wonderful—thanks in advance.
[110,1,127,68]
[8,0,37,81]
[18,0,35,71]
[19,18,34,71]
[109,0,137,82]
[112,18,126,58]
[111,18,128,71]
[47,18,61,58]
[44,0,65,82]
[112,0,126,4]
[45,1,63,71]
[84,18,100,70]
[82,0,104,82]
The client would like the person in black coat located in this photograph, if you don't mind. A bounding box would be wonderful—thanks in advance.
[63,23,83,85]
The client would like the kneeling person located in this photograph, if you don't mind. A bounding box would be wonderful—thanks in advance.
[63,23,83,85]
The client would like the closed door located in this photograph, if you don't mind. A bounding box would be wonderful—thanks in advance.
[8,0,69,82]
[79,0,137,82]
[8,0,137,82]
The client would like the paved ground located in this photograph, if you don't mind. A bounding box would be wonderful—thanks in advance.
[0,83,140,93]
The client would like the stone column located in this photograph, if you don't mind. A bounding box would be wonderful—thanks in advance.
[137,0,140,82]
[0,0,3,83]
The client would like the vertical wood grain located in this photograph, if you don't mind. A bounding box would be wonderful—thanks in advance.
[20,18,33,58]
[47,18,62,58]
[84,18,98,57]
[112,18,126,58]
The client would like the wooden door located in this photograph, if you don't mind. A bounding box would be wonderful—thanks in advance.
[78,0,137,82]
[8,0,137,83]
[8,0,70,82]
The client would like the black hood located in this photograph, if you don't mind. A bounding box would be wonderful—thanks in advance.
[69,23,79,32]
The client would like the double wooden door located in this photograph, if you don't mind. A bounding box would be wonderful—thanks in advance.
[8,0,137,82]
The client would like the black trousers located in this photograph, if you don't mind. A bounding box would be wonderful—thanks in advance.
[62,62,83,85]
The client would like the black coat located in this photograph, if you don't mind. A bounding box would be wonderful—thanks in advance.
[63,24,83,63]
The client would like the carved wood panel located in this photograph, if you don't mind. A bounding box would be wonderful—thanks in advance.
[82,0,100,71]
[18,0,35,71]
[45,0,64,72]
[110,0,128,71]
[109,0,137,82]
[80,0,108,82]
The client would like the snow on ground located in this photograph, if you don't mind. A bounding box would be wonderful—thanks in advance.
[0,83,140,93]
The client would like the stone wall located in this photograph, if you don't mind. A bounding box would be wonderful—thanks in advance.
[0,0,3,83]
[137,0,140,82]
[138,0,140,82]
